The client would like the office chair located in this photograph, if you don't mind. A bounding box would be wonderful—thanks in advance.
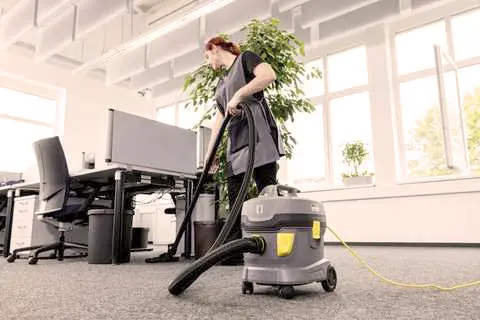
[6,136,108,265]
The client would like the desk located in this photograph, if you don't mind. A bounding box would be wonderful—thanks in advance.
[0,164,194,264]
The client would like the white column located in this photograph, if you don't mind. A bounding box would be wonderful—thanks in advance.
[365,24,399,186]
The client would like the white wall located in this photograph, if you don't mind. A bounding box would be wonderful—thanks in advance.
[322,192,479,244]
[0,46,156,175]
[297,177,480,244]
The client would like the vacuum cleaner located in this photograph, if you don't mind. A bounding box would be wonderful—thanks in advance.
[156,103,337,299]
[239,184,337,298]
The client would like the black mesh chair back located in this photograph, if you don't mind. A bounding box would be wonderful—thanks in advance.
[33,136,70,216]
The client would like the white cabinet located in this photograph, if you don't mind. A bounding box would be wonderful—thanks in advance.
[10,195,57,255]
[133,196,176,245]
[153,207,176,245]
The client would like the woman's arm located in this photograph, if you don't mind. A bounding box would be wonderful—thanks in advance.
[234,62,276,100]
[227,62,276,116]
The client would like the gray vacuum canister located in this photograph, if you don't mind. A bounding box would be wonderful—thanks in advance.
[240,184,337,299]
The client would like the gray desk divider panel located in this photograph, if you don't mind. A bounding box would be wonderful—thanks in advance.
[196,126,212,170]
[105,108,197,177]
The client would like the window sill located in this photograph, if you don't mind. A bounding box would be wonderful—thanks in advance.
[298,183,375,193]
[289,175,480,202]
[398,173,480,185]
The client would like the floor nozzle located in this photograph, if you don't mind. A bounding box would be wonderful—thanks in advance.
[145,252,179,263]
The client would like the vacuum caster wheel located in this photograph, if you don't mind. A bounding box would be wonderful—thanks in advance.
[28,256,38,265]
[321,265,337,292]
[278,286,295,299]
[242,281,254,294]
[6,254,16,263]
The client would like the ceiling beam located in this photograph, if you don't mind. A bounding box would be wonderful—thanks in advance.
[70,0,235,75]
[146,0,197,25]
[399,0,412,12]
[301,0,384,29]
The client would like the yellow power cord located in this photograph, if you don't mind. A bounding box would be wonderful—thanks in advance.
[326,226,480,291]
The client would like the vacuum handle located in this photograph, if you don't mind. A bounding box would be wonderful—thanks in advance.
[276,184,300,195]
[260,184,300,197]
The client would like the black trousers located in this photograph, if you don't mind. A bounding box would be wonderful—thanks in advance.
[221,162,278,264]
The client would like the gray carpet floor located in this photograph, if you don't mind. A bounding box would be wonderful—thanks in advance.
[0,245,479,320]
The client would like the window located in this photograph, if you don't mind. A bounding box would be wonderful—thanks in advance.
[200,103,216,128]
[393,10,480,180]
[286,104,326,190]
[177,101,205,130]
[395,21,448,75]
[457,64,480,172]
[399,71,475,179]
[0,87,57,172]
[301,59,324,98]
[156,104,176,126]
[327,46,368,92]
[0,88,56,124]
[156,101,210,129]
[324,45,373,186]
[329,92,374,185]
[399,76,450,178]
[451,8,480,61]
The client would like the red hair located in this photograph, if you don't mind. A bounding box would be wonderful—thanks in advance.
[205,36,241,56]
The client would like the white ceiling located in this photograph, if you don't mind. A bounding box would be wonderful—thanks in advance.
[0,0,446,100]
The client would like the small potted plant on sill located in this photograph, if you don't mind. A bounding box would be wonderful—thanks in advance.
[341,140,374,186]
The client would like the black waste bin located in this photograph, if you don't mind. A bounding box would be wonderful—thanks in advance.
[194,221,219,260]
[87,209,134,264]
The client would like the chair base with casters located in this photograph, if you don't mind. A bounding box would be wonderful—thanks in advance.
[6,222,88,265]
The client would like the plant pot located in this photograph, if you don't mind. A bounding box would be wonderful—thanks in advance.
[342,175,373,187]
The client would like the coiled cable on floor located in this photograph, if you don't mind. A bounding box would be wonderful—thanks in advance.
[327,226,480,291]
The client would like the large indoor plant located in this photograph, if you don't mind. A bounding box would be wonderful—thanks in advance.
[341,140,374,186]
[182,18,321,212]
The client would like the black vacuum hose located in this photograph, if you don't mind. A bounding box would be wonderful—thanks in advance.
[167,104,260,295]
[145,111,233,263]
[168,237,265,296]
[146,103,255,263]
[207,104,256,252]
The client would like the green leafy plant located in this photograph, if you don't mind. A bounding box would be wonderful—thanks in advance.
[407,86,480,177]
[182,18,321,211]
[341,140,372,178]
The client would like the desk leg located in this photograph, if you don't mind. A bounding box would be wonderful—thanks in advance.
[185,179,196,259]
[3,190,14,258]
[184,179,192,259]
[112,170,125,265]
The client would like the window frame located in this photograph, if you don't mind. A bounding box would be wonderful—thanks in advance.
[0,73,64,172]
[0,72,64,135]
[156,102,178,126]
[155,99,210,129]
[286,43,373,191]
[325,45,372,189]
[389,5,480,183]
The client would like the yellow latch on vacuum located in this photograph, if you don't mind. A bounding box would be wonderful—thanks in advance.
[312,220,321,239]
[276,233,295,257]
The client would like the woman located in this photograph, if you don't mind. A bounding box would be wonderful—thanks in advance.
[204,36,285,265]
